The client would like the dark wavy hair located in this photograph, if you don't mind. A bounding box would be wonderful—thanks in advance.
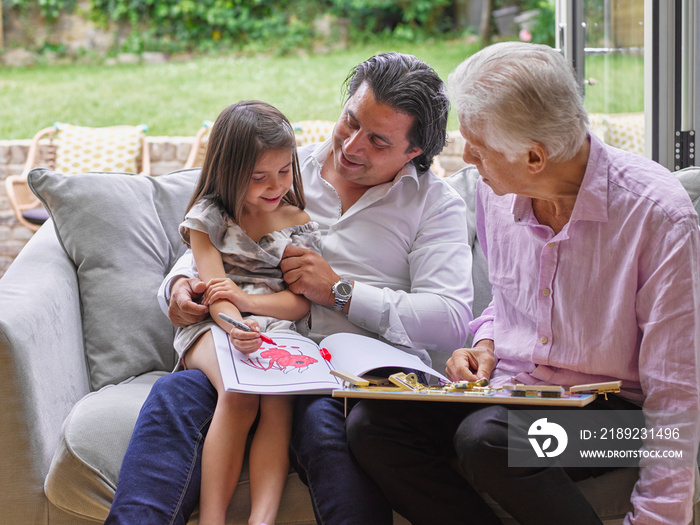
[344,52,449,173]
[187,100,305,223]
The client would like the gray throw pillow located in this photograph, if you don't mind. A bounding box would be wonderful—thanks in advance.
[675,166,700,218]
[28,167,199,390]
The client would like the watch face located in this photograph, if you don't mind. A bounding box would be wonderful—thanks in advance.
[336,282,352,296]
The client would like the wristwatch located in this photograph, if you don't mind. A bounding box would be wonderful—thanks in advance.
[331,278,353,311]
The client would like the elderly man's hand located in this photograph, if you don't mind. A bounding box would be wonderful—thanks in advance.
[446,339,497,382]
[168,277,209,327]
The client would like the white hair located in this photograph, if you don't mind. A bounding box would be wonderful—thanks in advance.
[448,42,589,162]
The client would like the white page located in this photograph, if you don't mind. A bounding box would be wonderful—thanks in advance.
[212,327,447,394]
[213,327,341,394]
[319,332,448,383]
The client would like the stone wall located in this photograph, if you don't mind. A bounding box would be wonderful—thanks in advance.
[0,133,466,278]
[2,1,121,56]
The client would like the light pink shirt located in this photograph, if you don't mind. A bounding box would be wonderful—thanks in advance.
[470,133,700,524]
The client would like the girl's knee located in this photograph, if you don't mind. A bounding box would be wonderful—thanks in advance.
[219,391,260,420]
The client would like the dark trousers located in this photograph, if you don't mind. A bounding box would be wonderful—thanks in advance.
[347,396,640,525]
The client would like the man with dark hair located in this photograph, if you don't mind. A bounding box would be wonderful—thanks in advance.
[343,52,449,174]
[106,52,473,524]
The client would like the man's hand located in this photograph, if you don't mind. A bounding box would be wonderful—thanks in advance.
[446,339,497,382]
[203,277,251,312]
[168,277,209,327]
[280,245,338,308]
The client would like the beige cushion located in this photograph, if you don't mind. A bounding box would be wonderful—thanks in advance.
[54,124,144,174]
[45,372,166,520]
[293,120,335,146]
[589,113,644,156]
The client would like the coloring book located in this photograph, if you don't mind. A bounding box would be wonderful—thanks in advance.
[211,326,448,394]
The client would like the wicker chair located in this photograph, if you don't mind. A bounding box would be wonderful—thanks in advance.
[183,121,213,169]
[5,124,150,232]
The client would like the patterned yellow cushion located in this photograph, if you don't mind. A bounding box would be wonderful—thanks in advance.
[589,113,645,156]
[54,124,144,174]
[293,120,336,146]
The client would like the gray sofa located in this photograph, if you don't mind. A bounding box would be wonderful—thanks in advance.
[1,164,699,524]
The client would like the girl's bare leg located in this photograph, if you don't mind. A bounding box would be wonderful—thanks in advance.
[185,331,260,525]
[247,395,293,525]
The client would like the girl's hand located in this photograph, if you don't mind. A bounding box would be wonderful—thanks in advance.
[230,318,263,355]
[203,278,252,311]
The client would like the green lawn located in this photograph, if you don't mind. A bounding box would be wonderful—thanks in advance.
[1,40,646,140]
[583,53,644,115]
[1,40,481,140]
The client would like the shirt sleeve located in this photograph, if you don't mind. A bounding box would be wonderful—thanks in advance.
[156,251,197,316]
[626,216,700,524]
[347,191,474,353]
[289,221,323,255]
[158,197,223,316]
[467,180,495,343]
[179,198,227,250]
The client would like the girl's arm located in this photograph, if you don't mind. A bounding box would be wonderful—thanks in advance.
[192,228,310,325]
[204,207,315,322]
[189,229,245,331]
[205,280,311,322]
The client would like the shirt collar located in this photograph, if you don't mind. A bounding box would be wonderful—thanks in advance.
[392,160,420,187]
[306,139,332,167]
[510,130,609,224]
[569,131,609,223]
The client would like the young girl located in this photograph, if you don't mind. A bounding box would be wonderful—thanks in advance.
[173,100,321,525]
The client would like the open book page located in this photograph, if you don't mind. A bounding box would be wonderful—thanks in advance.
[211,326,447,394]
[319,332,448,383]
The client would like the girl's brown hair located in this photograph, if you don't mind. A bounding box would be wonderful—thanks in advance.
[187,100,305,223]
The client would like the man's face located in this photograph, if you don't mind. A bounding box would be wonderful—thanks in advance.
[460,123,528,196]
[331,82,422,187]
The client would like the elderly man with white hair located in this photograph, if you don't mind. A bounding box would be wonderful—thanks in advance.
[347,42,700,525]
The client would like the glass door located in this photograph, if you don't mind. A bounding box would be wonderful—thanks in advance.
[556,0,698,170]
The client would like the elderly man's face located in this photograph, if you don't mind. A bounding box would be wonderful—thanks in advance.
[331,82,422,188]
[460,124,528,196]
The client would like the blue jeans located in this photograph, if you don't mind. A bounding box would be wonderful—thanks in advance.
[105,370,216,525]
[106,372,392,525]
[289,395,394,525]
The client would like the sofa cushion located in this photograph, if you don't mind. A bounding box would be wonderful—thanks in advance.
[675,166,700,216]
[45,369,318,524]
[443,166,492,321]
[28,167,199,390]
[45,372,166,519]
